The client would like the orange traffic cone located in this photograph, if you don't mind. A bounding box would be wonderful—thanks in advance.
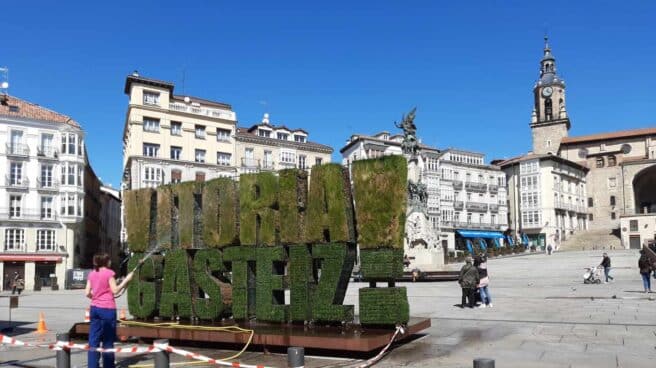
[36,312,48,334]
[84,307,90,322]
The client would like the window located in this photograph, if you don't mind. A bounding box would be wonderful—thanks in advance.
[589,214,594,221]
[40,133,54,156]
[61,133,78,155]
[143,167,162,188]
[263,151,273,168]
[479,213,484,223]
[78,197,83,216]
[171,169,182,184]
[610,196,616,206]
[596,157,604,168]
[298,155,307,170]
[9,162,22,185]
[277,132,289,140]
[630,220,638,231]
[466,213,472,223]
[170,146,182,160]
[170,121,182,136]
[315,157,322,166]
[466,173,471,182]
[41,196,53,219]
[608,155,617,166]
[78,166,83,187]
[195,149,206,163]
[217,152,231,166]
[258,129,271,138]
[5,229,24,250]
[588,197,593,207]
[491,214,496,224]
[37,230,56,251]
[143,117,160,132]
[608,177,617,188]
[216,128,231,141]
[195,125,206,139]
[9,195,21,217]
[10,130,24,154]
[143,143,159,157]
[611,212,616,220]
[294,135,306,143]
[143,91,160,105]
[61,193,78,216]
[280,150,296,164]
[68,165,76,185]
[40,164,53,187]
[195,172,206,182]
[454,211,460,221]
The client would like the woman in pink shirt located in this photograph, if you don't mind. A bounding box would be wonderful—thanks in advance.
[85,253,134,368]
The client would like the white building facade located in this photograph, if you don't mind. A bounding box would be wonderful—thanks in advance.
[0,95,87,290]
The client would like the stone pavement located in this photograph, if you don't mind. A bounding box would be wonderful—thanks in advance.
[1,249,654,367]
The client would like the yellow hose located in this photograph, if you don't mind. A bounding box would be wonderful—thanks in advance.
[119,319,255,368]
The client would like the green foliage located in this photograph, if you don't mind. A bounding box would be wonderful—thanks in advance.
[156,186,173,249]
[358,287,409,325]
[124,188,154,252]
[255,246,289,322]
[202,178,239,248]
[239,173,278,246]
[192,249,227,320]
[171,182,199,248]
[351,156,407,249]
[279,169,308,244]
[127,254,162,319]
[306,164,355,244]
[311,243,355,323]
[159,249,193,318]
[288,245,314,322]
[359,248,403,280]
[223,246,257,320]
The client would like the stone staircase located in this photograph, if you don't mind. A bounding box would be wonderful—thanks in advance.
[558,229,621,251]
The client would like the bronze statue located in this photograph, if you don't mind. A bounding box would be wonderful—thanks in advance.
[395,107,418,156]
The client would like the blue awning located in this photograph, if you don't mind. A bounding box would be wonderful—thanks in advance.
[478,238,487,250]
[506,235,514,246]
[522,234,530,244]
[466,239,474,253]
[492,238,500,249]
[456,230,505,239]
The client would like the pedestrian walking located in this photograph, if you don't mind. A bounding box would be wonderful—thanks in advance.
[85,253,134,368]
[10,272,19,295]
[638,250,652,293]
[475,254,492,308]
[458,256,479,308]
[14,277,24,295]
[599,252,613,283]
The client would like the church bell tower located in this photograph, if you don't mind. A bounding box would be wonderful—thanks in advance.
[530,36,570,155]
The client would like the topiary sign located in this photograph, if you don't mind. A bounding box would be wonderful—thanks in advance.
[124,157,409,326]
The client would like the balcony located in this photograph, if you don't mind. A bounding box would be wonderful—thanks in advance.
[6,143,30,157]
[169,103,236,121]
[37,178,60,191]
[37,146,59,159]
[466,202,489,212]
[0,208,58,222]
[488,184,499,193]
[452,180,463,190]
[241,158,260,168]
[454,201,464,210]
[5,176,29,189]
[489,204,499,213]
[498,199,506,205]
[465,181,488,192]
[279,161,296,169]
[453,221,502,230]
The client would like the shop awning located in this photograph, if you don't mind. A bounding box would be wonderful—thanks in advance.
[0,255,63,262]
[465,239,474,253]
[478,238,487,250]
[456,230,505,239]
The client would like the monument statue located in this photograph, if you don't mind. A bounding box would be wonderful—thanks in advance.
[394,107,419,156]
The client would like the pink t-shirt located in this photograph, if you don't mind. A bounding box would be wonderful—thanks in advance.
[88,267,116,309]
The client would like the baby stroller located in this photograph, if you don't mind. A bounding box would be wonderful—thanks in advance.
[583,266,602,284]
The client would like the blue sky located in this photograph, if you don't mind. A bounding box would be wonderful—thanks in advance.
[3,1,655,187]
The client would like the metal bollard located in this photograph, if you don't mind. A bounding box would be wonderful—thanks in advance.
[473,358,495,368]
[287,346,305,367]
[153,339,170,368]
[56,332,70,368]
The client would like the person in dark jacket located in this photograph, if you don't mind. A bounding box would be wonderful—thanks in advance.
[475,254,492,308]
[599,253,613,283]
[458,256,479,308]
[638,250,652,293]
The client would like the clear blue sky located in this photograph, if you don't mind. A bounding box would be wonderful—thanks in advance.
[3,1,655,188]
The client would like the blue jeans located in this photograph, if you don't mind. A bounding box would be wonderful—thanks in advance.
[479,286,491,305]
[88,306,117,368]
[604,267,613,282]
[641,273,651,292]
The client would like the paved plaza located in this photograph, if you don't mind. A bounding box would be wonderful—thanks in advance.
[1,249,654,367]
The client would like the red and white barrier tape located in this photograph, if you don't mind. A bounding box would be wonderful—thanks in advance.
[1,334,275,367]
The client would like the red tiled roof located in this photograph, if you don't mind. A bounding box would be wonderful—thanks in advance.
[561,127,656,145]
[0,95,80,128]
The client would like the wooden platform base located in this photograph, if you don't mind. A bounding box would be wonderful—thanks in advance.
[71,317,430,352]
